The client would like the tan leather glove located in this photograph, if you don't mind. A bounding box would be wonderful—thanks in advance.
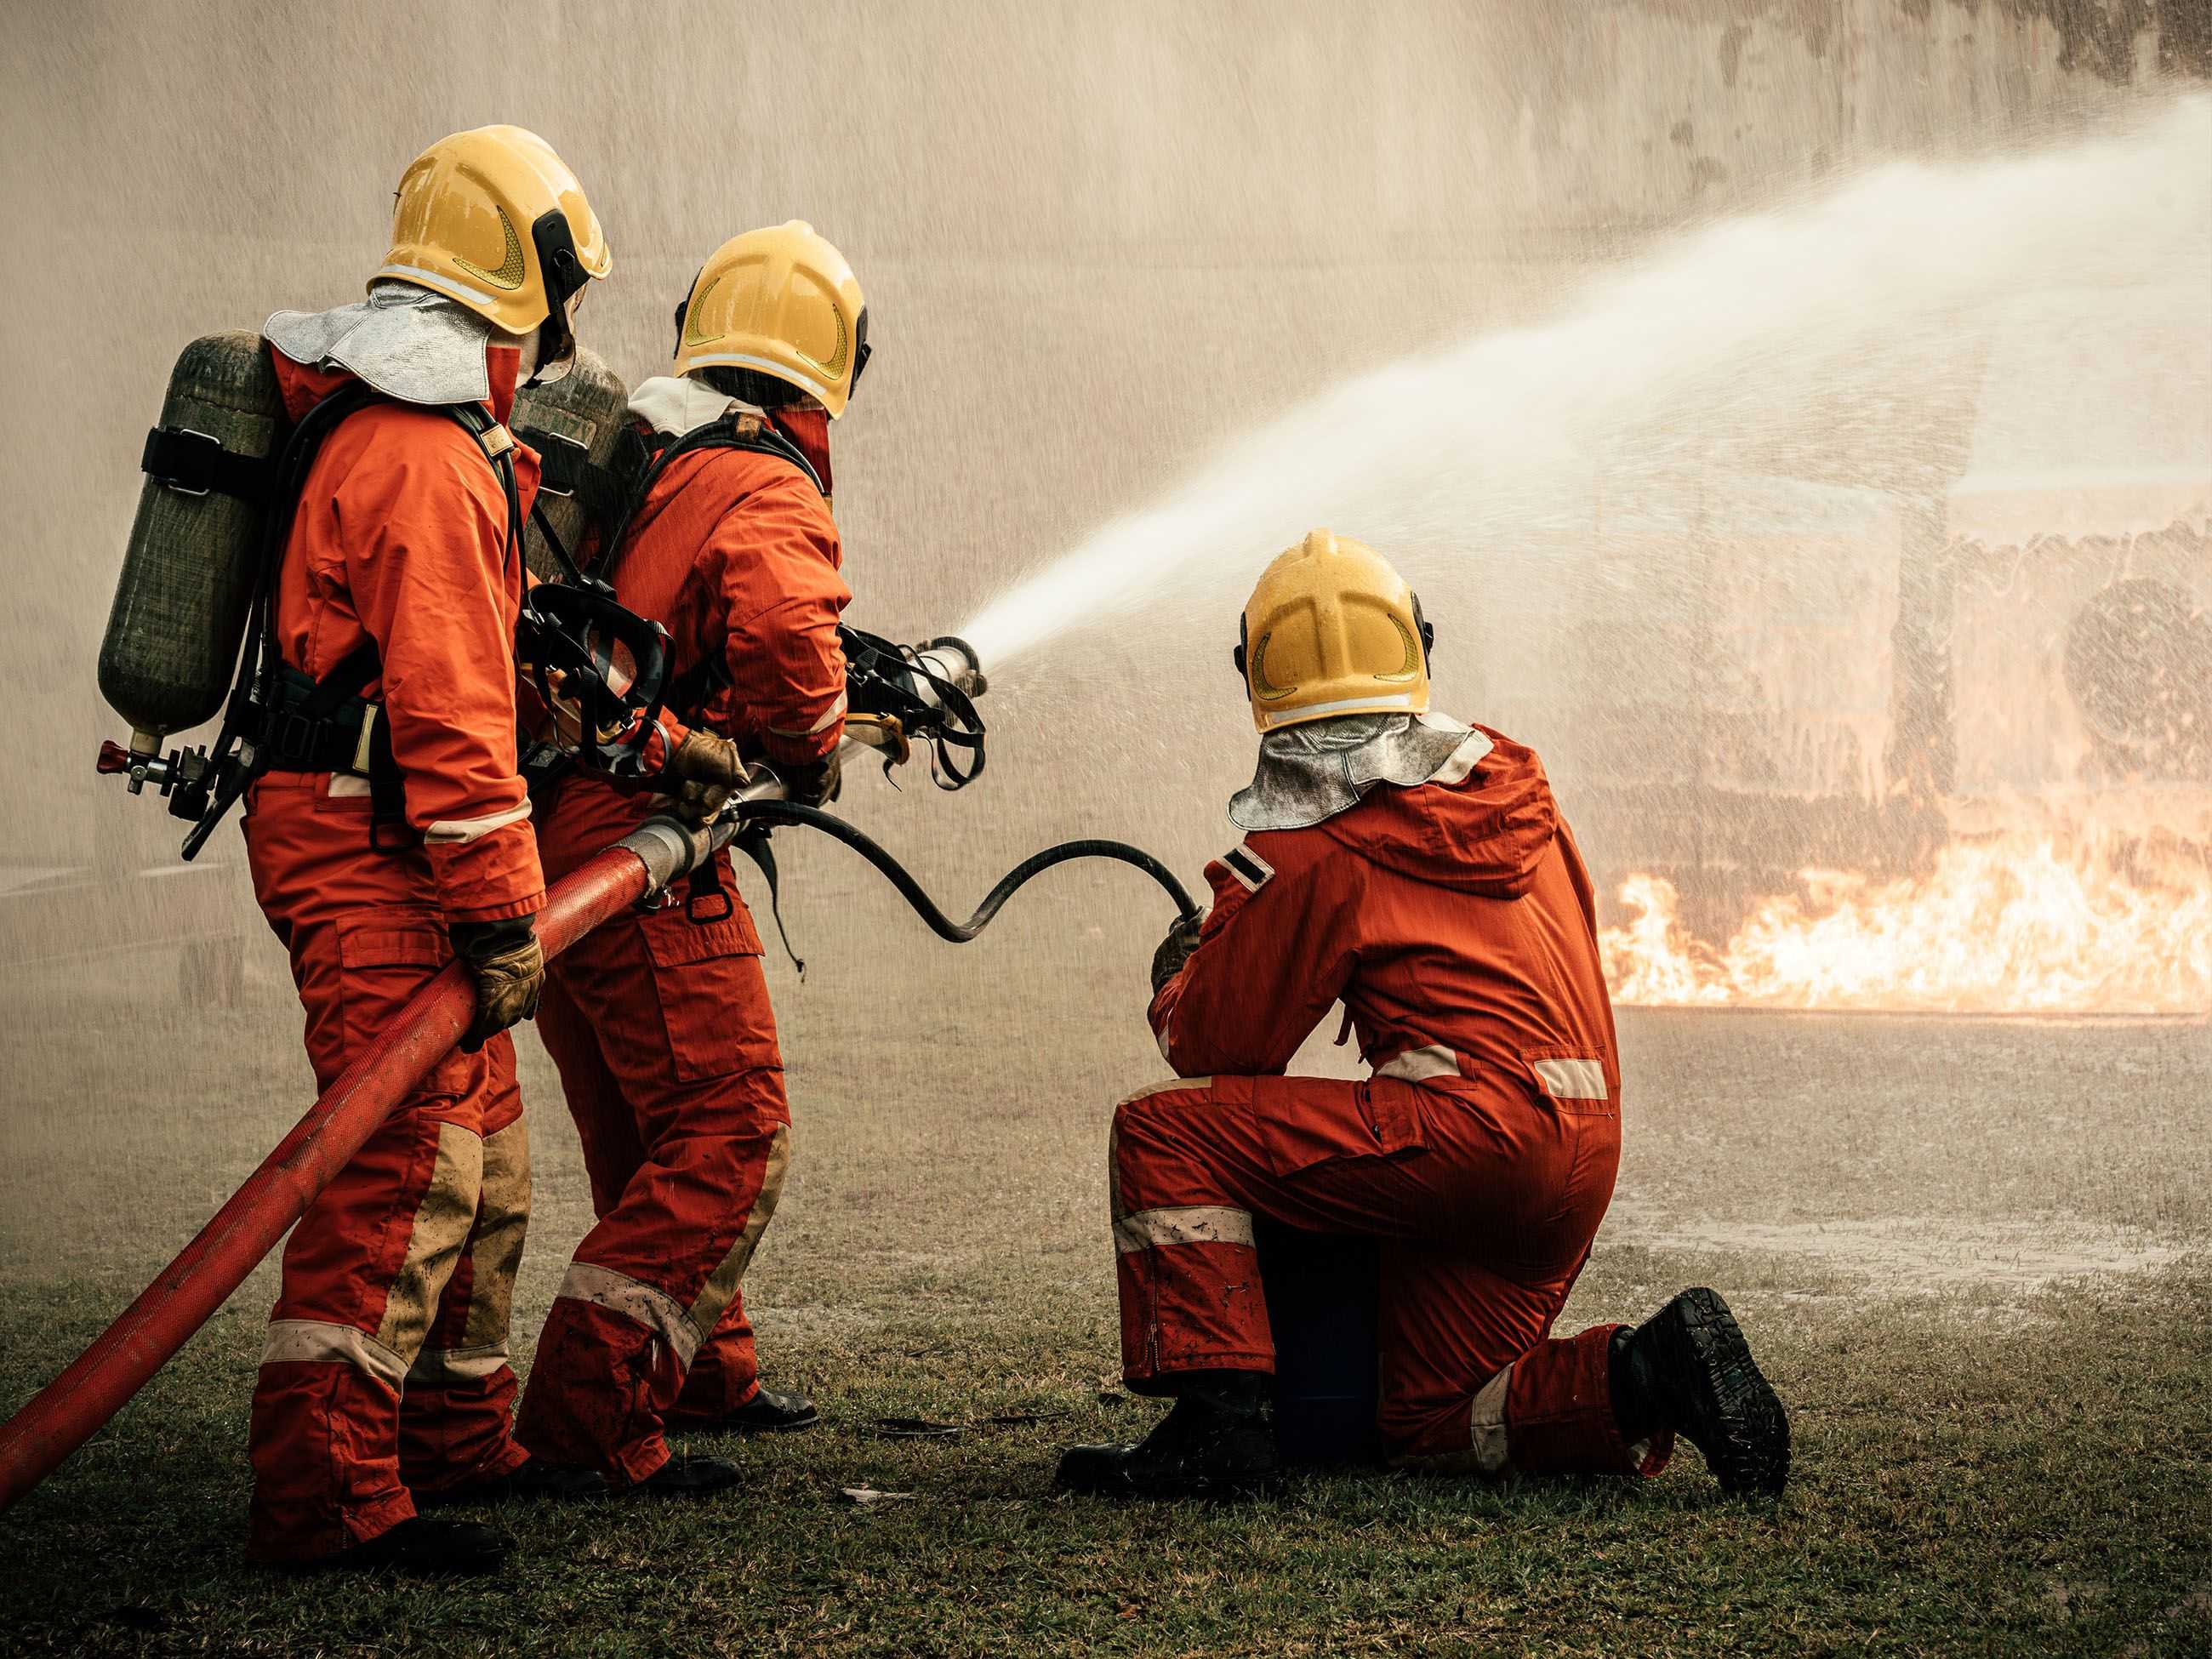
[783,745,843,808]
[451,920,544,1052]
[662,729,749,827]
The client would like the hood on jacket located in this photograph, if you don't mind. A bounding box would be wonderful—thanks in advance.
[1315,726,1559,898]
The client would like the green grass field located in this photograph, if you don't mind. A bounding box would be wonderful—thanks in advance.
[3,975,2207,1656]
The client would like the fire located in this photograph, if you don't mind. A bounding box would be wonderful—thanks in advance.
[1600,820,2212,1016]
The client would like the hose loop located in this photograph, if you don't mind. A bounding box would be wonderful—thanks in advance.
[732,801,1201,941]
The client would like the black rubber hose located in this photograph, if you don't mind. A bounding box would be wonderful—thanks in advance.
[735,801,1202,942]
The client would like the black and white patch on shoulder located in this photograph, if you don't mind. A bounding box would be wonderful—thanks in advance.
[1220,840,1275,894]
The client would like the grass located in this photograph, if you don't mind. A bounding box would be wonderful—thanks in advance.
[2,974,2208,1655]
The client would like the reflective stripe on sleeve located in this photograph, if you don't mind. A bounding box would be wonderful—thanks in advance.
[424,803,533,845]
[260,1320,408,1392]
[554,1261,702,1368]
[1530,1058,1610,1101]
[769,691,848,739]
[1112,1205,1257,1254]
[1220,842,1274,893]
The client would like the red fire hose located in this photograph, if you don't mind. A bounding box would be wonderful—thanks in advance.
[0,812,725,1514]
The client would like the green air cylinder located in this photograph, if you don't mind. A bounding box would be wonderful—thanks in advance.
[511,346,632,580]
[98,331,283,753]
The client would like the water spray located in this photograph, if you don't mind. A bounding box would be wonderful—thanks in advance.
[957,98,2211,674]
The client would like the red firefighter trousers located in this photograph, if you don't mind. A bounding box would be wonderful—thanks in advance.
[1111,1070,1671,1478]
[514,837,790,1486]
[241,776,533,1564]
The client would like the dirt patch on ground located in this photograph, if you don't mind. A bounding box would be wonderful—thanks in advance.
[1605,1204,2192,1298]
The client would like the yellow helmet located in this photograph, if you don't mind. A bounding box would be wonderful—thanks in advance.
[375,125,611,338]
[671,221,869,416]
[1235,530,1434,733]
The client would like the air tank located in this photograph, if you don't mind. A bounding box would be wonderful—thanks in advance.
[99,333,285,753]
[511,346,632,580]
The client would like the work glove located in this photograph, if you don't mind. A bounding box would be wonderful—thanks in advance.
[661,729,749,827]
[1150,911,1206,995]
[783,745,843,808]
[451,918,544,1053]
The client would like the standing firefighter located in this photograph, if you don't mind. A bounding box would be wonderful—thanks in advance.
[241,127,610,1571]
[513,223,866,1492]
[1058,531,1791,1499]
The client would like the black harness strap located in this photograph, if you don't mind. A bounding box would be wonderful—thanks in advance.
[595,413,822,588]
[517,424,632,534]
[182,387,525,858]
[140,425,274,503]
[590,414,827,736]
[732,823,806,978]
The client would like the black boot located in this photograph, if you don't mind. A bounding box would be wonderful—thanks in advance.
[633,1455,744,1497]
[294,1516,510,1576]
[1611,1288,1789,1498]
[674,1385,820,1436]
[414,1457,609,1508]
[1055,1375,1278,1499]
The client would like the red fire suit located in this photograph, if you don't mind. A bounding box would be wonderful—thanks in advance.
[239,345,545,1560]
[1119,729,1671,1479]
[515,428,847,1485]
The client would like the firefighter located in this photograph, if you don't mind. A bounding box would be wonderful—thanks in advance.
[240,126,611,1572]
[512,223,866,1492]
[1057,531,1791,1499]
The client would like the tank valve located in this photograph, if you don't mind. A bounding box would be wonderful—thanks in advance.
[96,737,209,801]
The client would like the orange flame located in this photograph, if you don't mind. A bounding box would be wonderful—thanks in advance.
[1600,818,2211,1015]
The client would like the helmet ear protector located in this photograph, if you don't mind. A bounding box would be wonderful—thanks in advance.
[670,264,703,356]
[1233,596,1435,683]
[527,209,591,380]
[850,305,873,396]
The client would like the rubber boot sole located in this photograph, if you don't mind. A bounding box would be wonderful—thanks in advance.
[1656,1288,1790,1498]
[632,1457,744,1498]
[1053,1441,1280,1501]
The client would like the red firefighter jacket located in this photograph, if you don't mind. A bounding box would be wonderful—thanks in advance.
[607,440,849,767]
[264,345,544,923]
[1149,728,1619,1101]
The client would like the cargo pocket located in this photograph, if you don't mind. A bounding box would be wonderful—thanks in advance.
[335,912,473,1098]
[639,904,781,1082]
[1253,1077,1425,1177]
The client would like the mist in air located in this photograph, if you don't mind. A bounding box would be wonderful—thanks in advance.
[1,1,2205,1291]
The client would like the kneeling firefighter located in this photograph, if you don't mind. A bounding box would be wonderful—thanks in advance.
[1058,532,1792,1500]
[228,128,609,1571]
[512,222,869,1493]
